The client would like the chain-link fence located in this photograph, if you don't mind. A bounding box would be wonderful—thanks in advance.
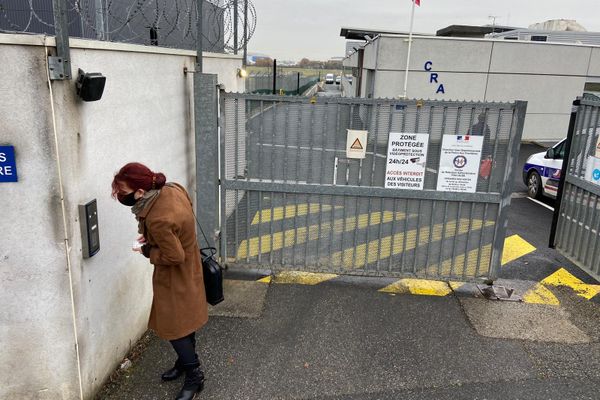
[219,93,527,282]
[0,0,256,52]
[246,72,319,95]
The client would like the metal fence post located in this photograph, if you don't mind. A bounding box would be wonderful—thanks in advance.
[195,73,220,249]
[50,0,72,80]
[549,99,580,248]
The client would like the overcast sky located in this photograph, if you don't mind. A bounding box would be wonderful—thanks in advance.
[247,0,600,61]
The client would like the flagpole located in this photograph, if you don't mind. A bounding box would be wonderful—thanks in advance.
[402,0,416,99]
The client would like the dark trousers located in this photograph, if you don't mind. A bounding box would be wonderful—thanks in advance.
[170,331,197,366]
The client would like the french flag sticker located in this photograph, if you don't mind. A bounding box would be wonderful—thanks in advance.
[457,135,470,141]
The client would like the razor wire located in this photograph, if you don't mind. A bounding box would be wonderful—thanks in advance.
[0,0,256,52]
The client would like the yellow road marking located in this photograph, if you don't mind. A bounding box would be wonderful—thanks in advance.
[329,218,495,269]
[237,211,411,258]
[523,283,560,306]
[541,267,600,300]
[257,276,272,283]
[502,234,536,265]
[272,271,338,285]
[251,203,342,225]
[379,278,452,296]
[424,245,492,277]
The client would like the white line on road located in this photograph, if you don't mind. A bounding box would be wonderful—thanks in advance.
[526,196,555,211]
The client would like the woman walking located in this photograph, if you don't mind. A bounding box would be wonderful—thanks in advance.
[112,162,208,400]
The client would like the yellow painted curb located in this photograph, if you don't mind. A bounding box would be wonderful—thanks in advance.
[379,278,452,297]
[541,267,600,300]
[522,283,560,306]
[502,234,536,265]
[272,271,338,285]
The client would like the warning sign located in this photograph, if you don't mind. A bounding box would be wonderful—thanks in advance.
[384,132,429,190]
[351,138,363,150]
[437,135,483,193]
[346,129,368,159]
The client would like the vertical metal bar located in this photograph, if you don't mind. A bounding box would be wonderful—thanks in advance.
[246,191,251,263]
[570,105,588,177]
[258,100,264,182]
[489,101,527,281]
[233,0,239,54]
[234,190,239,261]
[282,192,287,265]
[349,104,360,270]
[269,191,274,265]
[257,191,263,264]
[316,104,329,267]
[331,103,342,269]
[575,187,593,261]
[219,94,228,265]
[376,197,385,272]
[576,105,593,177]
[590,195,600,275]
[370,104,381,185]
[450,202,462,277]
[51,0,72,80]
[195,74,219,250]
[283,102,290,181]
[475,203,489,277]
[304,103,317,268]
[389,198,398,273]
[569,187,584,256]
[400,199,409,273]
[362,104,375,270]
[424,200,435,276]
[271,100,277,181]
[462,203,476,279]
[196,0,203,73]
[488,109,503,193]
[584,194,599,267]
[243,0,248,66]
[558,183,575,250]
[437,201,449,276]
[413,199,423,275]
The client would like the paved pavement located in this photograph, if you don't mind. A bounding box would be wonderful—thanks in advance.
[97,141,600,400]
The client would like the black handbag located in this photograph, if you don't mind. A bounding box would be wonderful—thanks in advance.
[200,247,224,306]
[193,213,225,306]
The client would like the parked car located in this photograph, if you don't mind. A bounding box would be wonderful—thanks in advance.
[523,139,566,199]
[325,73,334,84]
[335,75,341,85]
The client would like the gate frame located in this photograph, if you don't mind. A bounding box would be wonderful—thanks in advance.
[215,93,528,283]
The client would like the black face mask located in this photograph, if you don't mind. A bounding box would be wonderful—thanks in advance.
[117,191,138,207]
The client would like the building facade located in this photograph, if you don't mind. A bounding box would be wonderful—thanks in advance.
[343,34,600,141]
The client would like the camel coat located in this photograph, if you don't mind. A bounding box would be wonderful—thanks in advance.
[138,183,208,340]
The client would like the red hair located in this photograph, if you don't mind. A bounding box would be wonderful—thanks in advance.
[111,162,166,198]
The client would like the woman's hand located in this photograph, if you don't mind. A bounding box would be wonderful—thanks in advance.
[132,235,147,253]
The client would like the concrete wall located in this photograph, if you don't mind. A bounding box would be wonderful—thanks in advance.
[354,35,600,141]
[0,33,242,399]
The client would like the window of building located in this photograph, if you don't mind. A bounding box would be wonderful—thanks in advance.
[531,36,547,42]
[504,37,518,40]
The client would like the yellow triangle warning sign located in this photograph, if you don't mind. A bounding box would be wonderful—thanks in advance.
[350,138,363,150]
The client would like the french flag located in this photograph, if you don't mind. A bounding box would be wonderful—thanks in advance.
[457,135,470,141]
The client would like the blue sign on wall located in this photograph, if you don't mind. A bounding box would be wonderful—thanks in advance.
[0,146,18,182]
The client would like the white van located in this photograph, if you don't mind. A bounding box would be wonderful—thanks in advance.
[325,73,334,84]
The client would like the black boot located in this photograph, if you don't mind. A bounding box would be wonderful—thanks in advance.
[161,359,184,381]
[174,362,205,400]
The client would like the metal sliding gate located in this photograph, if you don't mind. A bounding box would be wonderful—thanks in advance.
[219,92,526,282]
[553,97,600,280]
